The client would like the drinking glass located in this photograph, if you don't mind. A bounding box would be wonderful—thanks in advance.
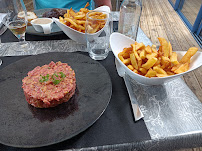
[85,10,112,60]
[1,0,29,52]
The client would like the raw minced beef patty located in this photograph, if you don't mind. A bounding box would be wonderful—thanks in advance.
[22,61,76,108]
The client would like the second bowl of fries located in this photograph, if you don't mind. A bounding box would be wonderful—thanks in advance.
[52,3,110,44]
[110,32,202,85]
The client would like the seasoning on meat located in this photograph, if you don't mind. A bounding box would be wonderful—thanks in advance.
[22,61,76,108]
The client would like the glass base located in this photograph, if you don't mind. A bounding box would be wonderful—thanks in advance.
[89,54,108,60]
[88,49,109,60]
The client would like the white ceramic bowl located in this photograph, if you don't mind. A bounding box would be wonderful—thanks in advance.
[52,6,110,44]
[31,18,53,34]
[110,32,202,85]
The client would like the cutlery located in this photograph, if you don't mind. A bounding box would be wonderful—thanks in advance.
[115,58,144,121]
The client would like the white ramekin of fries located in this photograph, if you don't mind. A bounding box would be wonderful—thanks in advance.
[52,3,110,44]
[110,32,202,85]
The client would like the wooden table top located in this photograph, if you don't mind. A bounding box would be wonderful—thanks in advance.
[140,0,202,103]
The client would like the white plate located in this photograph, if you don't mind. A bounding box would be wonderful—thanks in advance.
[53,6,110,44]
[110,32,202,85]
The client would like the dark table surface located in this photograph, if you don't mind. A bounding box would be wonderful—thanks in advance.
[0,26,151,151]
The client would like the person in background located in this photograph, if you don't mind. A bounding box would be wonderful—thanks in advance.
[34,0,112,11]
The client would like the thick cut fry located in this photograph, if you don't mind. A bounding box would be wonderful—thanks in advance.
[137,50,142,55]
[153,66,167,75]
[145,45,152,54]
[118,54,124,62]
[156,74,168,77]
[140,49,146,59]
[158,37,169,57]
[130,53,138,70]
[122,53,130,59]
[131,43,145,51]
[154,58,161,66]
[131,45,142,65]
[133,69,139,74]
[166,71,175,75]
[179,47,198,64]
[120,47,132,58]
[168,42,172,57]
[138,59,142,68]
[134,51,141,61]
[171,64,181,72]
[152,48,158,54]
[142,57,157,70]
[132,50,142,68]
[139,68,147,75]
[127,65,134,70]
[145,68,157,77]
[161,56,170,69]
[146,53,157,60]
[123,58,131,65]
[170,52,179,65]
[173,63,190,74]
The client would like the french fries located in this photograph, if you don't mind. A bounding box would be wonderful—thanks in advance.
[118,37,198,78]
[59,2,107,33]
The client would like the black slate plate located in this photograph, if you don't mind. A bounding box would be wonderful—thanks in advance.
[0,52,112,148]
[26,9,64,36]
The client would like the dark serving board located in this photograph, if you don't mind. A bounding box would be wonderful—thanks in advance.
[0,52,112,148]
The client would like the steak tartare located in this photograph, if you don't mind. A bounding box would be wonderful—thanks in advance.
[22,61,76,108]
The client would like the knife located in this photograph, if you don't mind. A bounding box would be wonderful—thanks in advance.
[115,58,144,121]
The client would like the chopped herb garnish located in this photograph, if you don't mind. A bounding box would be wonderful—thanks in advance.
[54,73,59,77]
[39,72,66,85]
[59,72,66,78]
[52,72,59,80]
[53,79,61,85]
[39,74,49,83]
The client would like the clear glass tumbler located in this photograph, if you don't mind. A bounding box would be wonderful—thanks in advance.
[85,10,112,60]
